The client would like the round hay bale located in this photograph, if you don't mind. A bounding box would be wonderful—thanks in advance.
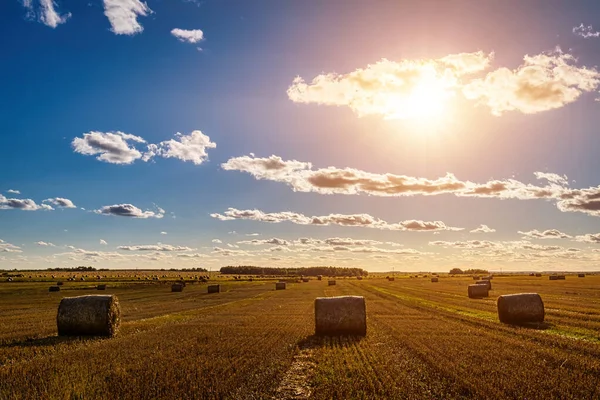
[578,273,585,278]
[97,284,107,291]
[549,275,558,281]
[317,275,322,281]
[535,273,542,277]
[557,275,566,280]
[49,286,60,292]
[314,296,366,336]
[388,277,395,282]
[302,278,309,283]
[56,281,64,286]
[275,282,286,290]
[57,295,120,337]
[171,283,184,292]
[207,284,220,293]
[476,280,491,290]
[431,277,439,283]
[468,284,489,298]
[497,293,544,325]
[328,280,336,286]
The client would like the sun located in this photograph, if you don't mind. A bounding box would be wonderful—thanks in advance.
[383,75,454,121]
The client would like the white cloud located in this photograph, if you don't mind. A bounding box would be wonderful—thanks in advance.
[100,239,108,245]
[43,197,76,208]
[160,231,168,235]
[103,0,152,35]
[470,224,496,233]
[574,233,600,244]
[72,131,145,165]
[94,204,165,219]
[117,244,195,251]
[0,194,53,211]
[7,189,20,195]
[21,0,71,28]
[463,49,600,115]
[211,208,462,232]
[0,239,23,253]
[171,28,204,43]
[238,238,289,246]
[287,51,492,119]
[573,23,600,39]
[212,239,222,243]
[518,229,572,239]
[36,241,55,246]
[246,233,260,236]
[73,130,216,166]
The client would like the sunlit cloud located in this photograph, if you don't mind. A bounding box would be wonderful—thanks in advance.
[100,239,108,245]
[43,197,76,208]
[518,229,572,239]
[573,233,600,243]
[288,51,492,120]
[0,240,23,253]
[0,194,53,211]
[463,48,600,115]
[573,23,600,39]
[103,0,152,35]
[6,189,20,195]
[117,244,195,251]
[211,208,462,232]
[470,224,496,233]
[171,28,204,43]
[35,241,55,246]
[94,203,165,219]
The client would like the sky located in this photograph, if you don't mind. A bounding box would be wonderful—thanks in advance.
[3,0,600,272]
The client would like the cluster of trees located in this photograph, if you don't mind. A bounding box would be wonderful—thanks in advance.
[449,268,489,275]
[220,266,368,277]
[47,266,97,272]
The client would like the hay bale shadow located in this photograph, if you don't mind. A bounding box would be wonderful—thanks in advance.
[297,334,365,350]
[503,321,552,330]
[1,335,101,349]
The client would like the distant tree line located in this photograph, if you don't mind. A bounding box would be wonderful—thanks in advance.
[47,266,97,272]
[449,268,489,275]
[220,266,368,277]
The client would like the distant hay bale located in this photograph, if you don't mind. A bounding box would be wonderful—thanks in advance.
[472,276,480,280]
[557,275,566,280]
[328,280,336,286]
[56,281,64,286]
[476,280,491,290]
[314,296,366,336]
[208,284,220,294]
[276,282,286,290]
[549,275,558,281]
[535,273,542,277]
[302,278,309,283]
[57,295,121,337]
[497,293,544,325]
[49,286,60,292]
[317,275,322,281]
[388,277,395,282]
[578,273,585,278]
[357,276,363,280]
[97,284,107,291]
[468,284,489,299]
[171,283,184,292]
[431,277,439,283]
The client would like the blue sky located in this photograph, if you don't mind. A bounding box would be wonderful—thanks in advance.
[2,0,600,271]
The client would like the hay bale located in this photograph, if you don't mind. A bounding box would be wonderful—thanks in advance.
[207,284,220,293]
[388,277,395,282]
[302,278,309,283]
[468,284,489,298]
[476,280,491,290]
[56,281,64,286]
[549,275,558,281]
[97,284,107,291]
[57,295,121,337]
[171,283,183,292]
[314,296,366,336]
[431,277,439,283]
[557,275,566,280]
[578,273,585,278]
[328,280,336,286]
[472,276,480,280]
[49,286,60,292]
[357,276,363,280]
[497,293,544,324]
[535,273,542,277]
[275,282,286,290]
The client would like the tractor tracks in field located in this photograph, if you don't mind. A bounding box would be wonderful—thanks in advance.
[272,339,317,400]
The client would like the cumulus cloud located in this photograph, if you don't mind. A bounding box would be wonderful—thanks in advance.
[470,224,496,233]
[573,23,600,39]
[36,241,55,246]
[117,244,194,251]
[211,208,462,232]
[238,238,290,246]
[72,131,146,165]
[160,231,167,235]
[574,233,600,244]
[21,0,71,28]
[103,0,152,35]
[212,239,222,244]
[212,247,249,257]
[171,28,204,43]
[94,204,165,219]
[100,239,108,245]
[0,194,53,211]
[462,49,600,115]
[43,197,76,208]
[287,51,492,119]
[6,190,20,195]
[518,229,572,239]
[223,154,600,219]
[73,130,216,166]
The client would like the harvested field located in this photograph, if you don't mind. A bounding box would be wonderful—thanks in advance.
[1,274,600,399]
